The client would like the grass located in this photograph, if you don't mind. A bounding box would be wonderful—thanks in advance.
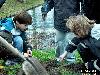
[0,59,21,75]
[74,50,83,63]
[32,49,83,75]
[4,63,21,75]
[32,48,56,62]
[0,0,43,18]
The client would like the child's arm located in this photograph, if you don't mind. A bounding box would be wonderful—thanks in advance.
[59,37,80,61]
[59,51,68,61]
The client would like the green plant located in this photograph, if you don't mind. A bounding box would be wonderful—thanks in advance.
[32,48,56,62]
[74,50,83,63]
[4,63,21,75]
[0,59,22,75]
[0,0,43,17]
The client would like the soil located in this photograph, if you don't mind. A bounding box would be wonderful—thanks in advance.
[0,69,6,75]
[41,60,86,75]
[42,60,61,75]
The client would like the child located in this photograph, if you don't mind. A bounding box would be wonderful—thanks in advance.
[0,11,32,64]
[59,15,100,71]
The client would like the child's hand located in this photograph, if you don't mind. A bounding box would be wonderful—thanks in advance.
[59,54,65,61]
[27,50,32,57]
[23,50,32,57]
[24,53,29,57]
[59,51,68,61]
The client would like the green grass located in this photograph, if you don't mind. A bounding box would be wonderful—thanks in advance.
[4,63,21,75]
[32,48,56,62]
[0,60,21,75]
[32,49,82,75]
[74,50,83,63]
[32,49,83,63]
[0,0,43,18]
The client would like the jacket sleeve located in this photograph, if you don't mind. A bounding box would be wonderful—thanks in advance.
[41,0,54,14]
[0,18,14,32]
[65,37,80,53]
[20,31,32,53]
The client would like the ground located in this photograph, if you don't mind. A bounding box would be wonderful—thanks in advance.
[0,0,43,18]
[0,49,98,75]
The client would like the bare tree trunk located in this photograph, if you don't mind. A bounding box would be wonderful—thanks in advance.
[22,57,49,75]
[0,36,26,61]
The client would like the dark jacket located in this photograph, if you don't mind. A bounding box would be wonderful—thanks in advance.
[83,0,100,24]
[65,36,90,53]
[66,36,100,60]
[66,36,100,71]
[20,31,32,53]
[41,0,80,32]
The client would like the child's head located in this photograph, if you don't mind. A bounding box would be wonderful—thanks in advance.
[13,11,32,31]
[66,15,95,38]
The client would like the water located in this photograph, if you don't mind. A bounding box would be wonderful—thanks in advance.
[27,6,56,50]
[27,6,54,28]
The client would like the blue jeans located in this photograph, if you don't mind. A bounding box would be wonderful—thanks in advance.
[55,30,76,61]
[13,35,23,53]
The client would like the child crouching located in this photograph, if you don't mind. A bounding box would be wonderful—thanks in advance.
[59,15,100,72]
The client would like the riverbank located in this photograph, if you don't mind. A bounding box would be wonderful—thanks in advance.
[0,0,43,18]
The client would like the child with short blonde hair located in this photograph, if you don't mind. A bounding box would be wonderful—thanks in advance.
[67,15,95,38]
[59,15,100,71]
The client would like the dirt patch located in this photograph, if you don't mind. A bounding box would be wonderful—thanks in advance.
[0,68,7,75]
[42,60,86,75]
[42,60,61,75]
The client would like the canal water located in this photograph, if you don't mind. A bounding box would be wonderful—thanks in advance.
[27,6,56,50]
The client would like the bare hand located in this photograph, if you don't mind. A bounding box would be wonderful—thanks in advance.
[59,51,68,61]
[24,53,29,57]
[27,50,32,57]
[59,54,65,61]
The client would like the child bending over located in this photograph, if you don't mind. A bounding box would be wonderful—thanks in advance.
[59,15,100,71]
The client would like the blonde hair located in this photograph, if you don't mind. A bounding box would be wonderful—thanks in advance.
[66,15,95,38]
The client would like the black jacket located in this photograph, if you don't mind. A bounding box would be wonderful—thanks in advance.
[83,0,100,24]
[20,31,32,53]
[66,36,100,60]
[41,0,80,32]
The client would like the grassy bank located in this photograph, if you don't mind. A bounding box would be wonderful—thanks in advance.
[0,0,43,18]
